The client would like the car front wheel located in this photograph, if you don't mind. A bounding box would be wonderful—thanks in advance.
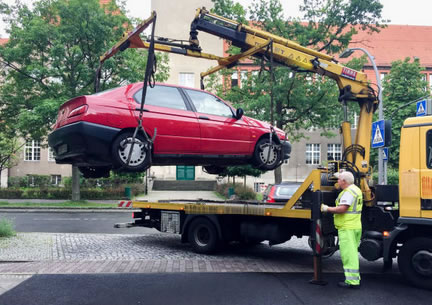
[111,132,151,172]
[253,137,282,170]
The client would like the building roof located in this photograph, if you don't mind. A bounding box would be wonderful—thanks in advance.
[0,38,8,45]
[342,25,432,67]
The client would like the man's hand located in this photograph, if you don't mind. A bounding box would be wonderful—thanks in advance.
[321,204,329,212]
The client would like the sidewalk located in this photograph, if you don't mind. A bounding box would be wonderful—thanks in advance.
[0,190,222,205]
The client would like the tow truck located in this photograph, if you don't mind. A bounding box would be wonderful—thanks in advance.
[102,8,432,289]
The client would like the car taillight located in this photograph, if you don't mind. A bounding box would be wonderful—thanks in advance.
[68,105,88,118]
[266,186,276,203]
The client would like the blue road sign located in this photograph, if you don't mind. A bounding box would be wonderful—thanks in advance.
[371,120,385,148]
[417,99,427,116]
[383,147,388,161]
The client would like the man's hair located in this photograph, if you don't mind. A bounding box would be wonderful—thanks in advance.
[336,171,355,185]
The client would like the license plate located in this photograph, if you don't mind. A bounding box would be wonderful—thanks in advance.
[58,144,68,155]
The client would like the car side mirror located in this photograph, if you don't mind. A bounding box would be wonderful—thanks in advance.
[235,108,244,120]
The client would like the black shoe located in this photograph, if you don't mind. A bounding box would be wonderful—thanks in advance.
[337,281,360,289]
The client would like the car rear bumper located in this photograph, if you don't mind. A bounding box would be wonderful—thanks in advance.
[48,121,120,166]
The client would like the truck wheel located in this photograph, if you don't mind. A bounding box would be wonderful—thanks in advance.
[188,218,219,254]
[253,137,281,170]
[398,237,432,289]
[111,132,151,172]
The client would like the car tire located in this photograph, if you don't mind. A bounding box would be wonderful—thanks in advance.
[188,217,220,254]
[398,237,432,289]
[78,166,110,178]
[111,132,151,172]
[253,137,281,170]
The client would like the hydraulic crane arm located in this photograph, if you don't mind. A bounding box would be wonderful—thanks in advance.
[97,8,380,204]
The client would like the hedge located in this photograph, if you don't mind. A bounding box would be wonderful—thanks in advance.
[0,184,144,200]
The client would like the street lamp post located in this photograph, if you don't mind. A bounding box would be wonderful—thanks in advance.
[339,47,385,184]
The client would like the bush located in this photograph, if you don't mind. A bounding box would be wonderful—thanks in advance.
[0,188,24,199]
[372,167,399,185]
[216,183,257,200]
[0,217,16,237]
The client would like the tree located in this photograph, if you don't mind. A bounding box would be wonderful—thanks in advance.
[0,130,22,187]
[0,0,169,197]
[209,0,384,183]
[379,57,427,168]
[220,165,265,186]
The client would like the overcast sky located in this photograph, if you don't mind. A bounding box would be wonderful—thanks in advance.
[1,0,432,37]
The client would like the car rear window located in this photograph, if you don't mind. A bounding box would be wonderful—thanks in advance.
[277,185,299,197]
[134,85,187,110]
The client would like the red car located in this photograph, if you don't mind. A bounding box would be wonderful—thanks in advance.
[48,83,291,178]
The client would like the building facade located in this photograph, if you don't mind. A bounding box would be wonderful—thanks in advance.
[4,1,432,189]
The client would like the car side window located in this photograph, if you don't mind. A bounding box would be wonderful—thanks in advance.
[134,85,187,111]
[185,89,233,117]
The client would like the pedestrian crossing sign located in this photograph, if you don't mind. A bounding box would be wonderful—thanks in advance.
[417,99,427,116]
[371,120,385,148]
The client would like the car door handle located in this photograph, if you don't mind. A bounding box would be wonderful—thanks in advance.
[199,115,210,120]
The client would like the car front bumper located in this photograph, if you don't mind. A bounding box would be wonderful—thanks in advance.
[48,121,120,166]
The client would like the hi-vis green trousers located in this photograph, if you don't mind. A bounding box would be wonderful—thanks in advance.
[339,229,362,285]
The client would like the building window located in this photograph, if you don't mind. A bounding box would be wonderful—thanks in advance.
[240,70,248,88]
[327,144,342,161]
[48,147,56,162]
[51,175,62,186]
[178,72,195,87]
[25,140,41,161]
[429,74,432,92]
[231,71,238,87]
[306,144,321,165]
[380,72,387,81]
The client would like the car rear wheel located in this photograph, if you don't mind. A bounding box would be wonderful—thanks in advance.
[253,137,281,170]
[111,132,151,172]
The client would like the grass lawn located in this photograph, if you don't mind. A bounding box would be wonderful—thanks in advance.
[0,201,118,209]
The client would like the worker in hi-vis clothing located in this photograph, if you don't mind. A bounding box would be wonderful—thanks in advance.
[321,171,363,289]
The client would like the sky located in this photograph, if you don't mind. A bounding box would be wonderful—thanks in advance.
[1,0,432,37]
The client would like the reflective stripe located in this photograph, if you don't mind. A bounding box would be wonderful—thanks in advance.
[345,187,360,212]
[345,211,361,214]
[344,268,359,273]
[345,276,360,281]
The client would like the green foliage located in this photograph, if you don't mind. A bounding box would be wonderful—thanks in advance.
[372,167,399,185]
[0,217,16,238]
[376,58,428,168]
[0,0,169,140]
[215,183,257,200]
[208,0,384,142]
[0,130,22,179]
[220,164,265,178]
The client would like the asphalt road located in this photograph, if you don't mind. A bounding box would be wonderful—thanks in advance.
[0,273,430,305]
[0,212,156,234]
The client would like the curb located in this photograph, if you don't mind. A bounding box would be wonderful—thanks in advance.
[0,208,139,213]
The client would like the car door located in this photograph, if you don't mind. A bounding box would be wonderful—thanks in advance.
[133,85,200,154]
[183,88,251,155]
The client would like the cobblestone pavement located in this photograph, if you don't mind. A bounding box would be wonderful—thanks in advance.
[0,232,399,296]
[0,232,392,274]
